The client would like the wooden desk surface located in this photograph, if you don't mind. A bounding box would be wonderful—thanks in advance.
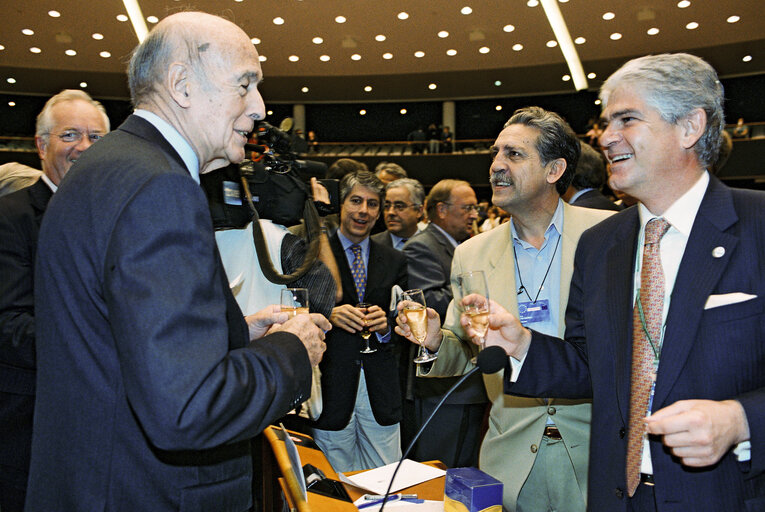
[264,426,445,511]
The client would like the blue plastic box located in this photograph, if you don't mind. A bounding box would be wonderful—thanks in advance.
[443,467,503,512]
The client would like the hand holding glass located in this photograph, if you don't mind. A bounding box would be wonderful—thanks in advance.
[402,289,436,364]
[458,271,490,351]
[281,288,309,317]
[356,302,377,353]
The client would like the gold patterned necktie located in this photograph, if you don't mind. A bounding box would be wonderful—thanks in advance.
[350,244,366,301]
[626,217,671,496]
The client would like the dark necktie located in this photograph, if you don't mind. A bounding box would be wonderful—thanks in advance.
[626,217,671,496]
[350,244,366,301]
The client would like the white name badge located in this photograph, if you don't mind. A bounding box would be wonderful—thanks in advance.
[518,299,551,324]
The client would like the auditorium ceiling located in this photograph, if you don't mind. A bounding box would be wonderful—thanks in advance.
[1,0,763,102]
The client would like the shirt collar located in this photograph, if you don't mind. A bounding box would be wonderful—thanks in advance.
[337,229,370,254]
[389,232,410,249]
[637,171,709,237]
[430,223,459,248]
[39,173,57,193]
[134,109,200,184]
[511,198,564,248]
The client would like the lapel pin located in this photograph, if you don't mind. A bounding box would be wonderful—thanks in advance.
[712,246,725,258]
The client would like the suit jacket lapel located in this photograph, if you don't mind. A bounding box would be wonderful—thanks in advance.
[28,179,53,226]
[425,224,455,261]
[653,177,738,409]
[367,239,385,295]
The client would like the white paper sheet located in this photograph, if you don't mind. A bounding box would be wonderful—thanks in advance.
[339,459,446,495]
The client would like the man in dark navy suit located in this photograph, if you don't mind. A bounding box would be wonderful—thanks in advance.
[477,53,764,511]
[0,89,109,512]
[26,12,328,512]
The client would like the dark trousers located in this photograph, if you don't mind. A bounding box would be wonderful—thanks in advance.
[629,481,658,512]
[413,397,485,467]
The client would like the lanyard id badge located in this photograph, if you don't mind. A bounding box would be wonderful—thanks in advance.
[518,299,551,324]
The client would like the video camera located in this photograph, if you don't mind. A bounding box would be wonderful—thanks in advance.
[201,121,338,230]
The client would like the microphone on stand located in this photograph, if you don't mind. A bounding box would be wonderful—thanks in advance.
[378,345,506,511]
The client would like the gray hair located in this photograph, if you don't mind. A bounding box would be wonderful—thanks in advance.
[425,179,471,219]
[339,170,384,203]
[386,178,425,206]
[600,53,724,167]
[375,162,408,180]
[572,142,607,190]
[504,106,579,195]
[0,163,42,197]
[35,89,110,139]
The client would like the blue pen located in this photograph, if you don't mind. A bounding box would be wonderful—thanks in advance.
[358,495,424,509]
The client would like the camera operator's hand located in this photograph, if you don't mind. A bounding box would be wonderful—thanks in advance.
[245,305,288,340]
[310,177,330,205]
[272,313,330,367]
[329,304,366,333]
[362,305,388,333]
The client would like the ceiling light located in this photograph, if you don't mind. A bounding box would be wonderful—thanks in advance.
[273,17,285,25]
[610,32,622,40]
[359,110,366,116]
[99,51,111,58]
[8,102,15,107]
[559,0,569,3]
[397,12,409,20]
[351,54,361,60]
[22,29,34,36]
[364,86,372,92]
[335,16,346,23]
[288,55,299,62]
[602,12,615,20]
[251,37,260,44]
[267,110,273,116]
[92,33,104,40]
[65,49,77,56]
[235,0,243,2]
[116,14,128,22]
[438,31,449,38]
[146,16,158,23]
[7,78,16,84]
[727,15,740,23]
[503,24,515,32]
[494,80,502,86]
[562,75,571,81]
[574,37,585,44]
[382,52,393,59]
[80,82,87,88]
[546,40,557,48]
[320,55,330,62]
[686,22,699,29]
[647,27,660,35]
[400,109,407,115]
[461,7,473,15]
[30,47,42,54]
[512,44,524,51]
[743,55,752,62]
[479,46,490,54]
[495,105,502,111]
[527,0,539,6]
[594,99,602,105]
[375,34,386,42]
[446,49,457,56]
[540,0,588,91]
[0,45,4,50]
[259,55,267,62]
[48,10,61,17]
[677,0,690,7]
[587,72,596,79]
[301,87,309,93]
[312,37,323,44]
[414,51,425,58]
[122,0,149,42]
[428,83,437,90]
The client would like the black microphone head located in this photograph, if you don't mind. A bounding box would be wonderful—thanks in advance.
[476,345,506,374]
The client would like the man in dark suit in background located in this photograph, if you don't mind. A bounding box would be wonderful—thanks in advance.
[403,179,487,467]
[486,53,763,511]
[563,141,621,212]
[0,89,109,512]
[311,170,408,472]
[26,12,328,512]
[372,177,424,250]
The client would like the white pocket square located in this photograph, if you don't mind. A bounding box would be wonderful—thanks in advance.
[704,292,757,310]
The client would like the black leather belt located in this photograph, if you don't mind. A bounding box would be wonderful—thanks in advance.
[543,426,562,440]
[640,473,655,486]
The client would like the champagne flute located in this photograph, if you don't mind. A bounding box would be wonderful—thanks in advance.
[457,271,490,355]
[281,288,309,317]
[356,302,377,353]
[402,289,436,364]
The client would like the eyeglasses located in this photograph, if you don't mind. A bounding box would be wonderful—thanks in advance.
[49,130,105,144]
[443,203,480,213]
[384,201,419,213]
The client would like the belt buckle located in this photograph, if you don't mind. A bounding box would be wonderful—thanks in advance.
[543,426,562,440]
[640,473,655,486]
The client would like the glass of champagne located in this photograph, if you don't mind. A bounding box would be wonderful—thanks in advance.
[457,271,490,352]
[356,302,377,353]
[402,289,436,364]
[281,288,309,317]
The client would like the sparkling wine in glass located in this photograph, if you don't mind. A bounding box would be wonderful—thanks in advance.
[458,271,490,353]
[402,289,436,364]
[281,288,309,317]
[356,302,377,354]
